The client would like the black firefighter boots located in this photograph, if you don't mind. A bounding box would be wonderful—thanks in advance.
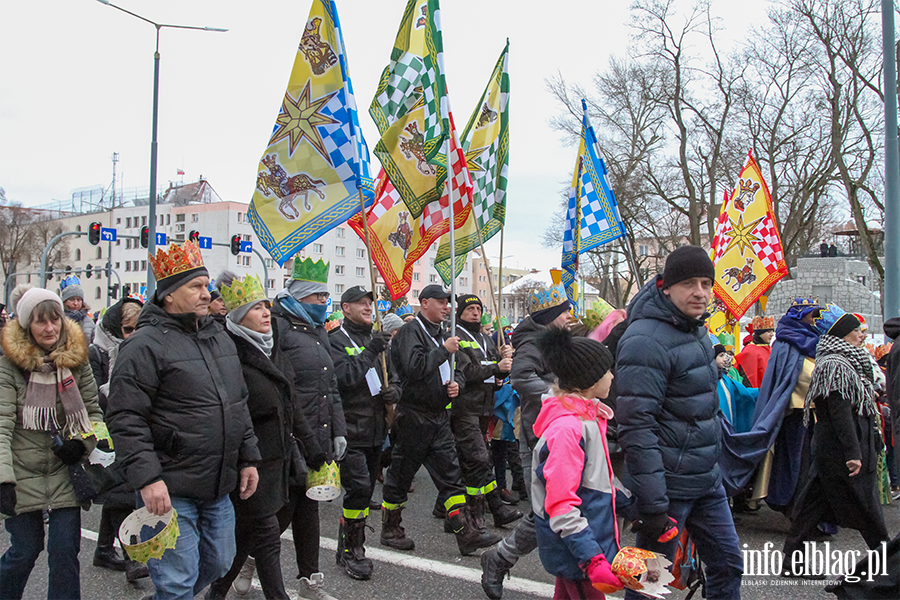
[447,505,501,556]
[380,506,415,551]
[486,489,523,528]
[337,517,374,580]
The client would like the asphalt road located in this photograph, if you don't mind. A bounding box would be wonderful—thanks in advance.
[1,466,898,600]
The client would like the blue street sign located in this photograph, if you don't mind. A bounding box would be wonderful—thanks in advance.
[240,240,253,253]
[198,236,212,250]
[376,300,390,311]
[100,228,117,242]
[140,286,147,297]
[155,232,167,246]
[326,297,333,314]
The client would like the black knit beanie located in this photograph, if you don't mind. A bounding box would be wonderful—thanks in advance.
[662,246,715,289]
[456,294,483,321]
[536,326,614,392]
[829,313,861,339]
[532,301,571,326]
[713,343,727,357]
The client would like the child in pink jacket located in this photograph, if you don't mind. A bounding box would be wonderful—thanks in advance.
[532,326,623,599]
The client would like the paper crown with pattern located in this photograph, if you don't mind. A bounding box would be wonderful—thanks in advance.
[708,332,721,347]
[527,284,568,314]
[876,343,893,361]
[395,304,413,316]
[149,240,205,282]
[852,313,868,331]
[790,297,819,310]
[219,274,267,312]
[481,313,493,326]
[751,315,775,331]
[718,332,735,352]
[59,275,81,290]
[291,257,329,283]
[812,302,847,336]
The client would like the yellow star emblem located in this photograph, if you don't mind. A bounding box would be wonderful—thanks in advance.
[464,147,487,173]
[723,214,765,256]
[269,80,340,163]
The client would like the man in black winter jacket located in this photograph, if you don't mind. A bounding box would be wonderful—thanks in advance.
[329,286,400,580]
[383,285,500,556]
[451,295,521,530]
[107,243,260,599]
[616,245,742,600]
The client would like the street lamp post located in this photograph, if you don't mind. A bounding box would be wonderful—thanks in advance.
[95,1,226,296]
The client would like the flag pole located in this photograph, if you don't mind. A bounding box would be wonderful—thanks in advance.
[448,137,457,373]
[473,223,504,347]
[497,226,505,344]
[356,186,390,384]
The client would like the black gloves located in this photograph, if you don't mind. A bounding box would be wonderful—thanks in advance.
[380,384,401,405]
[307,452,328,472]
[0,482,16,516]
[367,333,389,354]
[53,438,87,466]
[632,513,679,543]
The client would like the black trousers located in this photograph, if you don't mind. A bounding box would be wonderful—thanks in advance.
[210,513,289,599]
[341,445,382,517]
[492,439,525,492]
[97,505,131,549]
[451,413,495,495]
[277,485,319,579]
[382,408,466,511]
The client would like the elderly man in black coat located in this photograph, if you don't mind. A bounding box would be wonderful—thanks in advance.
[617,245,743,600]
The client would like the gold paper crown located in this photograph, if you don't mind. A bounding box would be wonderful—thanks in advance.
[219,275,267,312]
[291,257,329,283]
[751,315,775,330]
[875,343,892,361]
[149,241,205,282]
[790,297,819,309]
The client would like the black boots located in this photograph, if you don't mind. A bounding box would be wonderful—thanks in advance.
[447,505,501,556]
[486,490,523,527]
[125,558,150,582]
[380,507,415,551]
[481,547,515,600]
[337,517,374,580]
[93,545,126,571]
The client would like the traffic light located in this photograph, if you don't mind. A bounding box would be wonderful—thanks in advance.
[140,226,149,249]
[88,222,102,246]
[108,283,119,300]
[189,230,200,244]
[230,234,242,256]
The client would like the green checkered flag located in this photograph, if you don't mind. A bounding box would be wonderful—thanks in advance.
[435,42,510,284]
[369,0,448,217]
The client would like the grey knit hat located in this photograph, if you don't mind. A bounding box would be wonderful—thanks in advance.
[382,313,404,335]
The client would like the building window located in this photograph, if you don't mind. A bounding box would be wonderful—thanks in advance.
[335,227,345,238]
[115,262,120,269]
[413,272,420,282]
[335,246,345,257]
[96,247,102,259]
[335,283,344,294]
[95,287,101,300]
[126,217,132,228]
[335,265,345,275]
[75,249,81,261]
[175,224,185,232]
[356,248,365,259]
[460,277,468,286]
[159,215,164,226]
[265,259,274,268]
[412,289,419,298]
[242,256,251,266]
[176,214,185,222]
[356,267,365,277]
[142,216,147,226]
[267,279,276,290]
[243,234,251,242]
[26,274,31,283]
[237,255,242,266]
[76,225,82,232]
[429,274,437,283]
[639,244,649,256]
[142,260,147,271]
[192,214,198,223]
[237,213,242,223]
[175,234,184,242]
[313,243,323,254]
[116,218,121,225]
[166,214,171,225]
[125,262,131,272]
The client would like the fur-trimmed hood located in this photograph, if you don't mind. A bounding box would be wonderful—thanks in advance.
[1,318,88,371]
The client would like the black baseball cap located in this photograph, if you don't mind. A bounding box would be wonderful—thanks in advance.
[419,284,451,300]
[341,286,374,305]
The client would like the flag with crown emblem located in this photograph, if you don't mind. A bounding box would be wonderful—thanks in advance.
[248,0,374,266]
[709,152,788,320]
[434,42,509,284]
[561,100,627,306]
[369,0,450,218]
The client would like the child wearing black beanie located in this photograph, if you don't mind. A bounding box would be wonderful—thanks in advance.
[530,327,625,597]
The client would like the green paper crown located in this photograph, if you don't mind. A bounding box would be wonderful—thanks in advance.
[481,313,493,326]
[219,275,267,312]
[292,257,329,283]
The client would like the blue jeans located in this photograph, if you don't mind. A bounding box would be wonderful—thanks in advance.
[626,483,743,600]
[0,507,82,600]
[141,495,236,600]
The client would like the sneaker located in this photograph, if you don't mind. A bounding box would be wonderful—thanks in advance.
[892,487,900,500]
[298,572,338,600]
[232,557,255,595]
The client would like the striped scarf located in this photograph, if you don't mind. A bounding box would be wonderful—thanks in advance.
[23,357,92,437]
[804,334,877,425]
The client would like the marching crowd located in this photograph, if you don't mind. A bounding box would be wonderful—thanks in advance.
[0,241,897,600]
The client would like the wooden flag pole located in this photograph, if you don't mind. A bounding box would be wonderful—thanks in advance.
[473,222,504,347]
[497,226,505,345]
[356,185,390,384]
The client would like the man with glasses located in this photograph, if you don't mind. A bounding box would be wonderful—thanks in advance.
[271,258,345,600]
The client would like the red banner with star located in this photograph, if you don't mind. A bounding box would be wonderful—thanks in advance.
[709,152,788,319]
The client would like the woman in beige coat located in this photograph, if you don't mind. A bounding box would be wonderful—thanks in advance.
[0,286,102,599]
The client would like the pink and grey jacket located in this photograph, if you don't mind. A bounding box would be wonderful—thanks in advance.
[532,394,619,580]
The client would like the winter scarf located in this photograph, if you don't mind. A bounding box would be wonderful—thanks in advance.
[775,313,820,359]
[278,294,327,326]
[804,334,877,425]
[226,318,274,358]
[24,357,92,437]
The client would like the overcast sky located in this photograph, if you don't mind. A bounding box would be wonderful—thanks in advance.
[1,0,771,273]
